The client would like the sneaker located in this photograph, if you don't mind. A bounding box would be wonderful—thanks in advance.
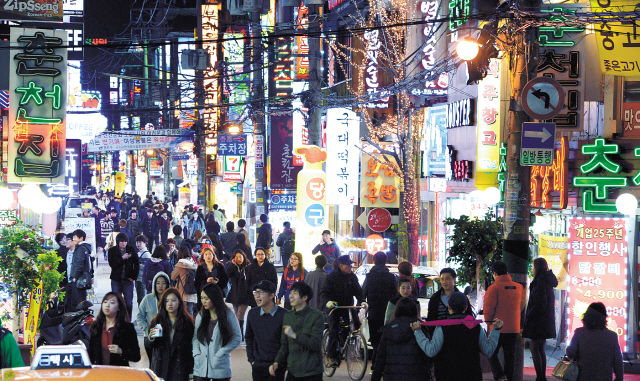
[327,358,339,368]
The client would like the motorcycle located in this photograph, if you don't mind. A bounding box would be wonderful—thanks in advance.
[37,288,94,347]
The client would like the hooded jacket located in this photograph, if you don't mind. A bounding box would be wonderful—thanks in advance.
[71,242,93,281]
[189,216,205,240]
[311,239,341,271]
[107,244,139,282]
[143,257,172,292]
[172,258,198,303]
[220,230,237,259]
[256,222,273,249]
[226,260,251,305]
[126,210,142,236]
[246,258,278,307]
[137,271,171,337]
[523,269,558,340]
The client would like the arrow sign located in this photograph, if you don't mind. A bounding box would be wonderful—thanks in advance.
[532,89,550,108]
[524,127,553,143]
[521,77,565,120]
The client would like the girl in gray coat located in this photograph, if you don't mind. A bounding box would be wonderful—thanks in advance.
[193,283,242,381]
[137,271,170,361]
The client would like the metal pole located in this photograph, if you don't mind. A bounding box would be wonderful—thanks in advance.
[252,11,268,218]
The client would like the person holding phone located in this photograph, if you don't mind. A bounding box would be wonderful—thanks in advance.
[195,247,228,311]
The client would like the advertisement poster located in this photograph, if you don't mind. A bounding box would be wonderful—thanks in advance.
[325,108,359,205]
[64,218,96,258]
[567,217,628,351]
[270,115,301,190]
[538,234,569,289]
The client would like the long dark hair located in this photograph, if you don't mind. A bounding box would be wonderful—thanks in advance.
[533,257,549,280]
[232,249,248,268]
[391,297,418,322]
[197,283,233,347]
[90,292,130,338]
[149,287,194,337]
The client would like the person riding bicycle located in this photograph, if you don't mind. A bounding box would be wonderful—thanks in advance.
[321,255,367,368]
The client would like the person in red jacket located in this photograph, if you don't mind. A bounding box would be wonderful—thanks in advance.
[483,261,523,381]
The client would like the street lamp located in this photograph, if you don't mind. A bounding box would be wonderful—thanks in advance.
[456,39,480,61]
[146,149,154,155]
[228,125,241,134]
[616,193,638,215]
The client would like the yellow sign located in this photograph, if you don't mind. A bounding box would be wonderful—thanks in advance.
[115,172,126,198]
[476,58,503,172]
[360,153,400,208]
[24,280,43,354]
[538,234,568,290]
[590,1,640,76]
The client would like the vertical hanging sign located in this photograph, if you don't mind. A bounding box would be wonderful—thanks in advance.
[270,115,301,189]
[360,151,400,208]
[476,58,502,172]
[325,108,359,205]
[295,4,309,80]
[8,28,67,183]
[202,3,220,134]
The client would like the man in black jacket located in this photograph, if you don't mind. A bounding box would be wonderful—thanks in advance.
[70,229,93,311]
[321,255,367,367]
[141,209,159,252]
[107,232,139,318]
[363,252,398,366]
[426,268,473,322]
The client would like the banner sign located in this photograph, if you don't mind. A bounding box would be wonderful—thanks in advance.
[538,234,569,289]
[360,152,400,208]
[148,158,162,177]
[295,5,309,80]
[223,155,242,182]
[87,129,194,152]
[8,28,67,184]
[0,0,62,21]
[217,134,247,156]
[255,135,264,168]
[476,58,503,172]
[201,3,221,135]
[23,280,43,354]
[531,136,568,210]
[422,105,448,177]
[410,0,448,97]
[589,0,640,76]
[567,217,628,352]
[326,108,359,205]
[270,115,301,189]
[64,139,82,195]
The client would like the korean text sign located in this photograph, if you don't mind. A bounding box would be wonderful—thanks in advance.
[326,108,359,205]
[567,217,628,351]
[270,115,301,189]
[538,234,569,289]
[360,152,400,208]
[9,28,67,183]
[476,58,503,172]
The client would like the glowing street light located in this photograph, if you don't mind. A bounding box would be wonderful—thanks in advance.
[228,125,241,134]
[456,39,480,61]
[616,193,638,215]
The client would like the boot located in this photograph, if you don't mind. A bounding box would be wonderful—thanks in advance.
[239,319,244,341]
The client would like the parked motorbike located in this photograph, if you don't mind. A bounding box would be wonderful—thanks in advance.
[37,288,94,347]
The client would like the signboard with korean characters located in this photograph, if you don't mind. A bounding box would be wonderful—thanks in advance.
[567,217,628,352]
[360,152,400,208]
[476,58,503,172]
[270,191,297,211]
[217,134,248,156]
[88,129,194,152]
[0,0,63,21]
[538,234,569,289]
[326,108,359,205]
[8,28,67,184]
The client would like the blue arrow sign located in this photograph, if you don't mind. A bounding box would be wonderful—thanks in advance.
[521,123,555,150]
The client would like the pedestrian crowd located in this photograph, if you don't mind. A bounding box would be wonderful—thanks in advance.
[43,199,625,381]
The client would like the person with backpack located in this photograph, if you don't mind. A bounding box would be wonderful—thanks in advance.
[194,247,228,311]
[277,252,308,310]
[275,221,295,268]
[220,221,236,261]
[143,246,172,293]
[226,249,251,341]
[135,235,152,305]
[1,327,24,368]
[172,246,198,317]
[256,214,273,259]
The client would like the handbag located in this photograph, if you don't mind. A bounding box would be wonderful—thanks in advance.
[552,356,579,381]
[75,272,92,290]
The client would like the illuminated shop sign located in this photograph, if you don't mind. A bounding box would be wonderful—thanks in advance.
[8,29,67,183]
[325,108,359,205]
[360,153,399,208]
[567,217,628,352]
[202,3,221,134]
[445,146,472,182]
[476,59,502,171]
[270,36,294,103]
[0,0,62,21]
[445,98,474,129]
[412,0,448,97]
[448,0,470,30]
[363,29,390,109]
[531,136,568,210]
[223,28,250,124]
[295,4,309,80]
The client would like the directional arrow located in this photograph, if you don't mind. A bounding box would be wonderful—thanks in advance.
[233,136,246,142]
[532,88,550,108]
[524,127,552,143]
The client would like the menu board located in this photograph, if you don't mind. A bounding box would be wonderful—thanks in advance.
[567,217,628,351]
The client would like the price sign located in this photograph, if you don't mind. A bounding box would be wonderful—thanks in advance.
[567,217,628,351]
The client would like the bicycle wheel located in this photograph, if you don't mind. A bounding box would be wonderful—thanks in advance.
[346,331,368,381]
[322,330,337,377]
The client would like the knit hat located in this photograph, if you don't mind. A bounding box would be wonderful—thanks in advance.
[447,292,468,314]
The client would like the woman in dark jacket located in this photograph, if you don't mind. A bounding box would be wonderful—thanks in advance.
[245,247,278,307]
[566,302,623,381]
[226,249,251,340]
[205,212,220,238]
[147,288,194,381]
[88,292,141,366]
[371,298,431,381]
[523,257,558,381]
[233,233,253,262]
[195,247,229,311]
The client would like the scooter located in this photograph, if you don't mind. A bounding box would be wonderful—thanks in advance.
[37,288,94,347]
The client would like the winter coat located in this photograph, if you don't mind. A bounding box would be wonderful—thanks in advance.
[277,266,308,305]
[88,322,141,366]
[275,227,295,255]
[195,262,229,310]
[100,218,115,246]
[246,259,278,307]
[426,287,474,322]
[256,222,273,249]
[320,269,364,307]
[107,245,139,282]
[205,220,220,238]
[371,315,431,381]
[141,215,159,237]
[566,326,624,381]
[143,257,172,292]
[136,249,152,283]
[220,231,237,259]
[523,269,558,340]
[312,239,341,271]
[226,261,251,305]
[158,215,170,232]
[137,272,171,337]
[483,274,523,334]
[192,310,242,379]
[126,214,142,237]
[363,265,398,323]
[171,258,198,304]
[233,243,253,262]
[71,242,92,281]
[273,305,324,378]
[189,217,205,239]
[148,323,194,381]
[305,269,328,311]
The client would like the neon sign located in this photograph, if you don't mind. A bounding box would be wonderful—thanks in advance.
[223,28,250,123]
[202,4,220,135]
[363,29,390,109]
[412,0,448,97]
[531,136,568,209]
[271,36,294,102]
[448,0,470,30]
[295,4,309,80]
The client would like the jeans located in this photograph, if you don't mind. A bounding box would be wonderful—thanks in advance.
[69,282,87,311]
[488,332,518,381]
[111,279,134,319]
[285,373,322,381]
[186,302,196,317]
[135,280,147,305]
[368,317,385,366]
[160,230,168,246]
[530,339,547,381]
[252,364,285,381]
[327,308,350,360]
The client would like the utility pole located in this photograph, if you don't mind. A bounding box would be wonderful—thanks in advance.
[306,4,322,146]
[251,11,268,218]
[502,1,541,380]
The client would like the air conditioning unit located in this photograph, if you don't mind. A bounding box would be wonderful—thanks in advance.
[181,49,209,70]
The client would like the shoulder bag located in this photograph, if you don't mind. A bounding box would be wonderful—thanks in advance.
[552,356,578,381]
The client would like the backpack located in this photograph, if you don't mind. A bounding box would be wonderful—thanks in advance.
[145,261,165,290]
[176,268,197,295]
[283,234,295,255]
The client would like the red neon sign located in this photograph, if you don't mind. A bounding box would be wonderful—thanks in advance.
[531,136,568,209]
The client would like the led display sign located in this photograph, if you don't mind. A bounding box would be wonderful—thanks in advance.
[223,27,250,125]
[202,4,221,134]
[295,4,309,80]
[531,136,568,210]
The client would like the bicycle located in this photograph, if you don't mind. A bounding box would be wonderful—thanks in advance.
[322,306,368,381]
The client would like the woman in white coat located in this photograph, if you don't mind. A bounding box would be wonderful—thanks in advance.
[192,283,242,381]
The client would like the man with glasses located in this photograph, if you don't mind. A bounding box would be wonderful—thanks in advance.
[246,280,287,381]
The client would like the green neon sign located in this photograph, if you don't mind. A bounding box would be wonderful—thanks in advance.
[498,142,507,202]
[580,138,621,174]
[538,7,585,47]
[15,108,61,125]
[45,83,62,110]
[16,81,44,106]
[448,0,470,30]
